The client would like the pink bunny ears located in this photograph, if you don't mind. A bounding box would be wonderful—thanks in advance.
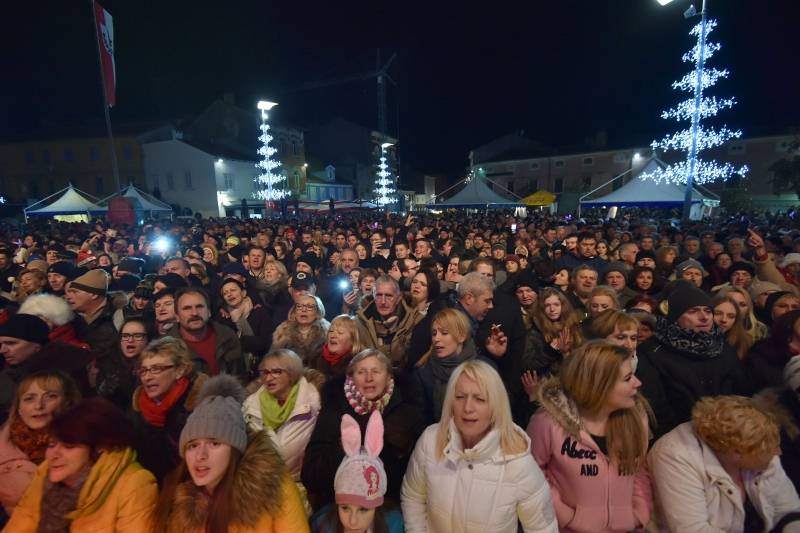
[341,410,384,458]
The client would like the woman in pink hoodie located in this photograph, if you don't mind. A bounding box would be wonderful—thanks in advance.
[527,340,653,533]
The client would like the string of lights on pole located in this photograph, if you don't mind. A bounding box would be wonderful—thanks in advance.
[253,100,288,202]
[374,142,397,207]
[640,13,748,187]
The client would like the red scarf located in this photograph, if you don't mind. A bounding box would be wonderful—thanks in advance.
[322,344,350,366]
[9,417,50,464]
[138,376,190,428]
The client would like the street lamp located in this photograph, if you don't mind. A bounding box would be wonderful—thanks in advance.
[658,0,708,223]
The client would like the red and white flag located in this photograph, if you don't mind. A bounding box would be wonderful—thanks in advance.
[94,2,116,107]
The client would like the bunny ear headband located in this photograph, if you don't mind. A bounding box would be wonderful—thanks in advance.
[335,411,387,509]
[341,410,384,458]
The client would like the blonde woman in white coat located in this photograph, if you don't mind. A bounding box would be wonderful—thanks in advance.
[401,359,558,533]
[649,395,800,532]
[243,348,320,512]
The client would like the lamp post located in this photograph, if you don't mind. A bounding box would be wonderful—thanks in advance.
[658,0,708,223]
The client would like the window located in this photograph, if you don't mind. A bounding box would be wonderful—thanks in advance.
[279,141,287,156]
[507,180,515,193]
[583,157,594,166]
[554,160,565,168]
[123,145,133,160]
[291,141,299,156]
[167,172,174,190]
[95,176,104,194]
[151,174,160,188]
[727,144,745,155]
[24,150,34,165]
[554,178,564,193]
[184,171,193,189]
[90,147,99,161]
[582,176,592,189]
[42,150,50,164]
[613,152,628,163]
[531,179,538,191]
[224,173,234,190]
[530,162,540,170]
[64,148,74,162]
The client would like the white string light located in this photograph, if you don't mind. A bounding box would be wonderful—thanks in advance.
[374,144,396,207]
[253,101,288,201]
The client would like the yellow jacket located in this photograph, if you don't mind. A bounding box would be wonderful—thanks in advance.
[3,448,157,532]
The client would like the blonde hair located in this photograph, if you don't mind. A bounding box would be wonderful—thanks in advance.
[329,315,364,355]
[436,360,527,459]
[200,243,219,266]
[710,294,753,359]
[416,308,473,368]
[692,395,780,456]
[289,294,326,322]
[558,341,650,475]
[533,287,584,346]
[589,286,621,309]
[587,309,639,340]
[718,286,760,334]
[140,336,194,373]
[260,348,304,384]
[347,348,392,376]
[264,258,288,284]
[11,371,81,425]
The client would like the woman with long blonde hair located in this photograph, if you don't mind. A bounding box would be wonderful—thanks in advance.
[718,286,768,342]
[711,294,754,359]
[402,360,557,532]
[523,287,584,377]
[528,341,653,532]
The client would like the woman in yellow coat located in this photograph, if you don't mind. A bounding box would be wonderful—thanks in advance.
[3,397,157,532]
[152,374,309,533]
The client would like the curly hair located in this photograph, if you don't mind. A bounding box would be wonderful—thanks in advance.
[692,395,779,456]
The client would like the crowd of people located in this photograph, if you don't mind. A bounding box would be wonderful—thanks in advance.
[0,208,799,531]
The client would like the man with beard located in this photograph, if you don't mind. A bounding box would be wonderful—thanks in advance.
[566,265,598,321]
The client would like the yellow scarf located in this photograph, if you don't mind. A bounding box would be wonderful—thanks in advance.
[259,383,300,431]
[66,448,138,520]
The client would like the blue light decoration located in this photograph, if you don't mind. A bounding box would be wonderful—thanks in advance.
[640,16,748,187]
[254,100,288,202]
[374,143,396,207]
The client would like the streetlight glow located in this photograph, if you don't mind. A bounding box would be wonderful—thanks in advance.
[257,100,278,111]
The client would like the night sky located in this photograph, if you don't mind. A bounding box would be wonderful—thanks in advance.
[2,0,798,188]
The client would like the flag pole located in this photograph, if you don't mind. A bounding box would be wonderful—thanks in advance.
[91,0,121,193]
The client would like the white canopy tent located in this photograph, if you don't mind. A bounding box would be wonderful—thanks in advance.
[99,184,173,218]
[579,158,719,219]
[427,172,522,209]
[24,185,107,222]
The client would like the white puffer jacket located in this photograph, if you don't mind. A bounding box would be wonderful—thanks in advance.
[648,422,800,532]
[242,376,320,480]
[401,421,558,533]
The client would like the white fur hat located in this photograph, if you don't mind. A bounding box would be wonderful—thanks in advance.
[18,294,75,327]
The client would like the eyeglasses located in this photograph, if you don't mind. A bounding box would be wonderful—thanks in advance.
[121,333,147,341]
[259,368,286,377]
[295,304,316,311]
[136,364,175,377]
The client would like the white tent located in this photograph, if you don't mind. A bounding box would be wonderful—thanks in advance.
[427,174,521,208]
[24,185,107,221]
[579,158,719,217]
[99,184,173,216]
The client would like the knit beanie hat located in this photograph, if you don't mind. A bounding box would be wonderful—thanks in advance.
[70,269,109,296]
[334,411,387,509]
[675,259,707,276]
[784,356,800,394]
[667,285,712,323]
[729,261,755,278]
[0,313,50,345]
[635,250,656,263]
[296,253,319,272]
[155,273,188,290]
[604,261,628,277]
[47,261,74,278]
[765,291,793,320]
[115,274,141,293]
[179,374,247,456]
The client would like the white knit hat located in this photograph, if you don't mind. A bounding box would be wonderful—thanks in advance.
[334,411,387,509]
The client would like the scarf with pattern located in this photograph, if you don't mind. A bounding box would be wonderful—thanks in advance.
[9,416,50,464]
[654,315,724,358]
[344,375,394,415]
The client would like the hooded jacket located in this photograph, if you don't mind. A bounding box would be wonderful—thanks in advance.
[401,421,559,533]
[163,431,308,533]
[0,422,37,515]
[527,379,652,533]
[648,422,800,533]
[3,447,157,532]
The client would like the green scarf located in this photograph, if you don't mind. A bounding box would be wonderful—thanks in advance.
[259,382,300,431]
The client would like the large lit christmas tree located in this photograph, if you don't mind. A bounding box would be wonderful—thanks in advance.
[640,15,748,187]
[254,100,288,202]
[374,142,396,207]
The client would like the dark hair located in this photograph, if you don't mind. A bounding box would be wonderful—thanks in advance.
[624,293,660,313]
[414,268,440,303]
[322,504,389,533]
[50,398,135,451]
[175,286,210,308]
[220,278,246,293]
[153,286,177,302]
[468,257,496,275]
[119,317,155,339]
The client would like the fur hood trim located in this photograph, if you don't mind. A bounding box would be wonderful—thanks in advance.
[168,431,288,530]
[272,319,329,362]
[537,377,583,438]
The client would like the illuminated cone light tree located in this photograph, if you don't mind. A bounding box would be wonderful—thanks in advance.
[640,11,748,213]
[374,142,397,207]
[254,100,288,205]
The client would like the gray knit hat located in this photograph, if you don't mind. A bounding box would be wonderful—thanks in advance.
[179,374,247,456]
